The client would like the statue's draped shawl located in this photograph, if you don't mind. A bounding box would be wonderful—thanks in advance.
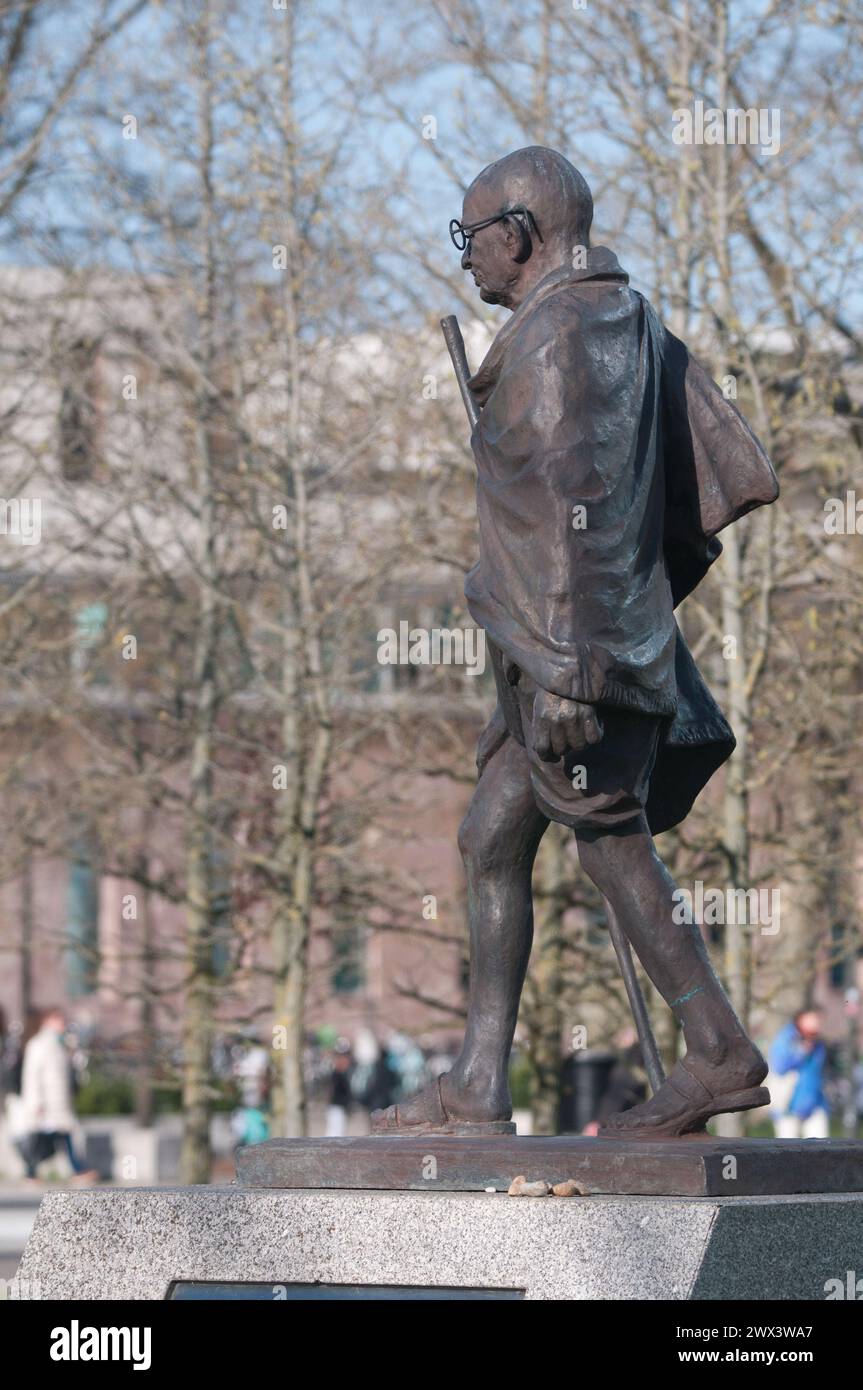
[465,249,778,834]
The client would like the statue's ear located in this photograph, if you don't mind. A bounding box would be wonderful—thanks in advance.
[504,214,532,263]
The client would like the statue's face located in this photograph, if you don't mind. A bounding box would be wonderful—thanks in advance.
[460,185,521,306]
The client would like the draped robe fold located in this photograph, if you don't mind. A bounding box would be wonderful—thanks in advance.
[464,248,778,835]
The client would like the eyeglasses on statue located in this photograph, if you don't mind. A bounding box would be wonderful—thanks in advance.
[449,204,543,252]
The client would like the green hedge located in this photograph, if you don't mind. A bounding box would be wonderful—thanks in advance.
[75,1071,238,1116]
[75,1073,135,1116]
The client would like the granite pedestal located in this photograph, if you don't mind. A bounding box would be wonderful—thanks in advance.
[16,1185,863,1300]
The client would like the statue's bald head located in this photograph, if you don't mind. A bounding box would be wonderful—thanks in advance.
[466,147,593,250]
[459,147,594,310]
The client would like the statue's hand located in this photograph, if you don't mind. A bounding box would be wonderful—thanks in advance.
[476,703,509,778]
[532,688,603,762]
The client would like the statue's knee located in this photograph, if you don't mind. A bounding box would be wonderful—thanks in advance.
[458,809,502,874]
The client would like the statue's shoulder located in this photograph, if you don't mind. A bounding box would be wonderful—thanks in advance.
[510,281,594,352]
[510,278,641,382]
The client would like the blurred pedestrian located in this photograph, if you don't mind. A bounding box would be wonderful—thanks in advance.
[362,1049,399,1115]
[768,1009,830,1139]
[19,1007,99,1183]
[579,1028,648,1136]
[2,1010,39,1174]
[231,1033,271,1147]
[385,1032,425,1099]
[593,1038,648,1131]
[350,1026,380,1105]
[326,1041,354,1136]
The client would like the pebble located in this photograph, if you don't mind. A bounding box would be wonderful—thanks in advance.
[551,1178,589,1197]
[507,1175,551,1197]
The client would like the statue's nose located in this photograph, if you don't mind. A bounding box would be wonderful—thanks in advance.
[461,244,471,270]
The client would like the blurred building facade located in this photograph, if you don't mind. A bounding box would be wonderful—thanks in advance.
[0,264,861,1097]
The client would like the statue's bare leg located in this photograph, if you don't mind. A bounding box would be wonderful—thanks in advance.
[575,815,769,1136]
[371,736,548,1132]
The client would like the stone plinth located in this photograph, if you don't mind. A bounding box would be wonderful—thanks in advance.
[16,1186,863,1301]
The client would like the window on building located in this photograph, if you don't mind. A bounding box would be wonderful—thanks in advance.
[71,600,109,683]
[59,338,102,482]
[65,832,100,998]
[210,848,233,981]
[330,923,365,994]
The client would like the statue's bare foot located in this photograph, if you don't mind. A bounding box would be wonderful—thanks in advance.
[597,1049,769,1140]
[370,1071,515,1136]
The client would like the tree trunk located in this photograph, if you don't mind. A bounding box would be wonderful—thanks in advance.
[180,1,219,1183]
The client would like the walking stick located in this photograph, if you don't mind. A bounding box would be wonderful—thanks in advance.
[605,905,665,1094]
[441,313,666,1096]
[440,316,480,431]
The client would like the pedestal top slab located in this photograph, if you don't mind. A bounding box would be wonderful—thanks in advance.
[236,1134,863,1198]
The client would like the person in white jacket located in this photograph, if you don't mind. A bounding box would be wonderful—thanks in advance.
[19,1009,97,1183]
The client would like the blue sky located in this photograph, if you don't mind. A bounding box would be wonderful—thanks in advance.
[4,0,860,339]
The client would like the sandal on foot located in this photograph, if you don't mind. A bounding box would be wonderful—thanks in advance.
[597,1059,770,1140]
[370,1075,516,1136]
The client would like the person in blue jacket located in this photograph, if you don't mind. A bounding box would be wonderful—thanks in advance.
[768,1010,829,1139]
